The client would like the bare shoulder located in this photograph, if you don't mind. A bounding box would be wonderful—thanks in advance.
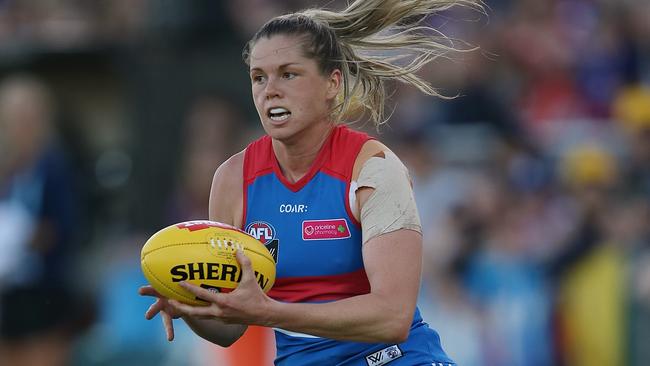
[209,150,245,227]
[352,139,394,181]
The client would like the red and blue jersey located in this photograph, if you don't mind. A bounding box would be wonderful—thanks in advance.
[242,125,455,366]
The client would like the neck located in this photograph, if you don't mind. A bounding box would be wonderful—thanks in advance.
[272,122,335,183]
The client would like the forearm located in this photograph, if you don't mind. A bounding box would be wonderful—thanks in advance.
[183,316,247,347]
[265,292,414,343]
[263,231,422,344]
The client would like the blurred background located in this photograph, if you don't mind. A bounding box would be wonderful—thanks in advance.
[0,0,648,365]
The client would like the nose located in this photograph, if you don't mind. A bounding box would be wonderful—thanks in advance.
[264,77,281,100]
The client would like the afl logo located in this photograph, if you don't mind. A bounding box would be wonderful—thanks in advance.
[245,221,275,244]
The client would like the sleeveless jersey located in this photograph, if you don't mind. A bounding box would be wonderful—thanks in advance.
[242,125,455,366]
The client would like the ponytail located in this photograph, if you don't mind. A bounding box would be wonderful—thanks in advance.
[243,0,485,128]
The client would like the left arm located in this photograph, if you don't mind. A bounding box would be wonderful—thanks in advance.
[174,229,422,344]
[264,228,422,343]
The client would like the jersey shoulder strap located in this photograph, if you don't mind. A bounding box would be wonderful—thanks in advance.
[243,134,274,185]
[322,125,373,181]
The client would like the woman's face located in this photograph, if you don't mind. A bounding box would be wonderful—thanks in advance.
[249,34,340,143]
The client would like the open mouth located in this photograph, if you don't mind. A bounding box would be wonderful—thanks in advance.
[268,107,291,122]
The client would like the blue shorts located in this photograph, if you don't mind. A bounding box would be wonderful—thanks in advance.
[274,318,455,366]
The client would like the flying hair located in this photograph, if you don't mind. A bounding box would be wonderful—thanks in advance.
[242,0,485,128]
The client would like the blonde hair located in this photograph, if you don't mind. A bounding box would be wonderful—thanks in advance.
[243,0,484,128]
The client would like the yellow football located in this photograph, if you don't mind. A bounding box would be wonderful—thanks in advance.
[141,220,276,305]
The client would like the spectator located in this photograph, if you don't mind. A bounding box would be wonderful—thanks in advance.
[0,74,81,366]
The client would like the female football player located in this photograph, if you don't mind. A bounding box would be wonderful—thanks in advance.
[140,1,483,364]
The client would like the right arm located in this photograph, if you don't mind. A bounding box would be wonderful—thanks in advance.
[181,151,248,346]
[140,151,247,346]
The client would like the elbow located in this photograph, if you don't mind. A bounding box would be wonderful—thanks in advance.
[203,334,237,348]
[216,337,238,348]
[201,325,247,348]
[379,315,411,344]
[387,323,410,344]
[371,298,415,343]
[208,332,241,348]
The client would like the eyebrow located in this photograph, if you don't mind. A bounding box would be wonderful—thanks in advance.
[250,63,302,73]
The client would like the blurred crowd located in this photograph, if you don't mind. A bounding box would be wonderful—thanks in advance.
[0,1,648,365]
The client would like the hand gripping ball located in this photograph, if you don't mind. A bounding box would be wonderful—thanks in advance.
[141,220,276,305]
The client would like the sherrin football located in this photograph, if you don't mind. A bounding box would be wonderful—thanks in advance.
[141,220,276,306]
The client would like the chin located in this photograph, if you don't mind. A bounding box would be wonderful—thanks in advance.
[262,122,294,140]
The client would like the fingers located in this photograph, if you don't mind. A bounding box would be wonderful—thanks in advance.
[169,299,218,318]
[140,285,177,341]
[161,310,175,341]
[178,281,225,304]
[235,249,255,284]
[145,298,165,320]
[138,285,161,297]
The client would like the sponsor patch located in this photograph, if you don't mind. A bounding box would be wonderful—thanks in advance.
[302,218,351,240]
[365,345,403,366]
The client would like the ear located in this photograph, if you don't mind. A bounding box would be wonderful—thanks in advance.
[325,69,342,100]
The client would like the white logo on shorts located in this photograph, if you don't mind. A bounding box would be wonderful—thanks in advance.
[365,345,403,366]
